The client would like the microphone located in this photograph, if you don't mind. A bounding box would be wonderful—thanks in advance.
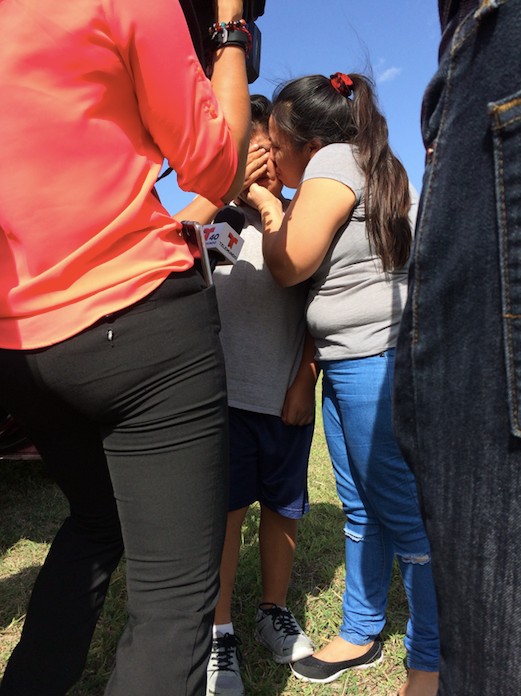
[203,206,246,272]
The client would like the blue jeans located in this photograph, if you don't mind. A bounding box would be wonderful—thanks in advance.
[321,351,438,672]
[393,1,521,694]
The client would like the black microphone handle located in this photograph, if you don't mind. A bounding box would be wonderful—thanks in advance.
[209,250,221,273]
[213,206,246,235]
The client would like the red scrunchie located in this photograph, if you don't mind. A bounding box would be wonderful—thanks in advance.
[330,72,354,97]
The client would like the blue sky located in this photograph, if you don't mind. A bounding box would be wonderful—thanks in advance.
[156,1,442,213]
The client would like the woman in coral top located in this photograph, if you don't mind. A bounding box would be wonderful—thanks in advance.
[0,0,250,694]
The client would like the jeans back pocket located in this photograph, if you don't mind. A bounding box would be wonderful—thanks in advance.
[490,89,521,437]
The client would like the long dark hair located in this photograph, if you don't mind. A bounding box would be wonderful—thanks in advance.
[272,74,412,271]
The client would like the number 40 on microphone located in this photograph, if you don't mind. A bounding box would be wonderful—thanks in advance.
[203,222,245,265]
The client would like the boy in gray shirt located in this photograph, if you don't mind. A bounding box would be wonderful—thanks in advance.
[207,96,317,696]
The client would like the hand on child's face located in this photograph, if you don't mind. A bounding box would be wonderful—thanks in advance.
[243,181,279,211]
[242,143,270,192]
[242,130,283,196]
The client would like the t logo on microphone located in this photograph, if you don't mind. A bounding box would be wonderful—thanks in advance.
[228,233,239,249]
[202,222,244,264]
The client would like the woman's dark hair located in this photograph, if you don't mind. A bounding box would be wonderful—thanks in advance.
[250,94,272,134]
[272,74,411,271]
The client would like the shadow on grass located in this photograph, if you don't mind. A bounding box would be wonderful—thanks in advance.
[0,560,127,696]
[0,565,42,632]
[0,459,68,553]
[0,459,68,634]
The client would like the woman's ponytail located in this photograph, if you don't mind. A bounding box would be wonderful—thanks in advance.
[348,75,411,271]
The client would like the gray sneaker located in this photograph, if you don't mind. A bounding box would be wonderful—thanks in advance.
[206,633,244,696]
[255,603,314,664]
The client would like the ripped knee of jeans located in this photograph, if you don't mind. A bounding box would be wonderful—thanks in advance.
[397,552,431,565]
[344,528,364,543]
[343,520,367,542]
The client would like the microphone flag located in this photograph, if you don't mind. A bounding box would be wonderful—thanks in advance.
[202,222,245,264]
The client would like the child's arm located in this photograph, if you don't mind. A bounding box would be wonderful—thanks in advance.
[281,330,319,426]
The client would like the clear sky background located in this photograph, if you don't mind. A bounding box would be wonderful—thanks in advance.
[156,1,442,213]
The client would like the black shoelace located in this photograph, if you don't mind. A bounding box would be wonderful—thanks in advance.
[260,604,300,636]
[210,633,242,671]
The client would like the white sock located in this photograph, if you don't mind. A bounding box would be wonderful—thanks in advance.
[213,622,234,638]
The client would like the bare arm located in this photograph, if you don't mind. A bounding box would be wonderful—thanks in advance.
[247,177,356,286]
[210,0,251,203]
[174,197,219,225]
[281,330,320,426]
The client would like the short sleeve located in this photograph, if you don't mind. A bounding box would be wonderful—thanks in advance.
[301,143,364,204]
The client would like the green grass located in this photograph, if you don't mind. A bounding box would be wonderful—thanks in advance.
[0,385,410,694]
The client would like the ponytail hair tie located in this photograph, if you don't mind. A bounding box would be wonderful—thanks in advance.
[330,72,354,97]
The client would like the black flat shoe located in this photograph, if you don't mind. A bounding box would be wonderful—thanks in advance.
[290,640,383,684]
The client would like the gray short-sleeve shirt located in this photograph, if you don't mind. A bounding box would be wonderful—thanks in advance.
[213,203,309,416]
[301,143,418,361]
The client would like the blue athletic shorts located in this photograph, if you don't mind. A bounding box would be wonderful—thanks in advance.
[228,407,312,518]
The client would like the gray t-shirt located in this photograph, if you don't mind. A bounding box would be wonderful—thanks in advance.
[302,143,418,361]
[213,203,309,416]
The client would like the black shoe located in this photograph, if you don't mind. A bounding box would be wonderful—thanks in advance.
[290,640,383,684]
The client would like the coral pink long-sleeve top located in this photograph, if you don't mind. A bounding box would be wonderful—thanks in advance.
[0,0,238,349]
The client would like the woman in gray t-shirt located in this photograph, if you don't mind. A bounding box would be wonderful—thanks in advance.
[246,73,439,696]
